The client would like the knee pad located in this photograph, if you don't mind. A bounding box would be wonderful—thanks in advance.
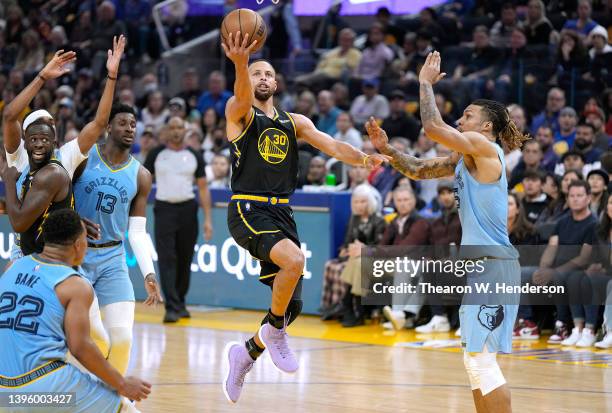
[90,295,110,358]
[102,302,135,375]
[260,299,303,327]
[463,350,506,396]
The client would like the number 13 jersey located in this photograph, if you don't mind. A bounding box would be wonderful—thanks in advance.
[73,144,140,244]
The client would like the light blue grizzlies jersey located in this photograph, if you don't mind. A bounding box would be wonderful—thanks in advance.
[74,144,140,244]
[454,143,518,257]
[0,255,78,376]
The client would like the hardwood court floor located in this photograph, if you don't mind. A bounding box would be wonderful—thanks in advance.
[129,304,612,413]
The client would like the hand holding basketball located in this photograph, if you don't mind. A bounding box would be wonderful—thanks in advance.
[221,31,257,67]
[418,51,446,85]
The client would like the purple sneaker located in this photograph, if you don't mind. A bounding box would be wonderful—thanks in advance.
[223,342,254,403]
[258,323,299,373]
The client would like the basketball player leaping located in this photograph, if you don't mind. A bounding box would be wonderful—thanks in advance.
[221,32,389,403]
[366,51,528,413]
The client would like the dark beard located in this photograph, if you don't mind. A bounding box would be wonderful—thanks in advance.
[254,89,273,102]
[574,138,589,150]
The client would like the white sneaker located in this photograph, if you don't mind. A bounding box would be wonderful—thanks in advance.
[595,332,612,349]
[561,327,582,346]
[382,306,405,331]
[383,321,394,330]
[455,327,461,337]
[416,315,450,333]
[576,328,597,348]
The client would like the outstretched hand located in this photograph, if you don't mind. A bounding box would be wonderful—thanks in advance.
[106,35,126,77]
[363,153,392,170]
[418,51,446,85]
[39,50,76,80]
[365,117,389,152]
[221,31,258,67]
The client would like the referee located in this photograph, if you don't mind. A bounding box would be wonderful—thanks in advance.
[144,116,213,323]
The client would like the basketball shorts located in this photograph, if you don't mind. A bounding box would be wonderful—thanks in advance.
[81,244,135,307]
[0,361,121,412]
[227,199,300,286]
[460,258,520,354]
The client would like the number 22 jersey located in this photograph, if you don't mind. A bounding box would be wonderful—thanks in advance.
[73,144,140,244]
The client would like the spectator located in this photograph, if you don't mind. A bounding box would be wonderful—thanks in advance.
[323,185,386,326]
[556,30,590,90]
[525,0,553,45]
[273,73,295,112]
[14,29,44,75]
[535,169,583,239]
[394,31,433,89]
[295,90,318,123]
[355,23,393,81]
[509,140,546,189]
[381,90,420,143]
[141,90,169,134]
[316,90,341,136]
[505,104,529,173]
[4,5,25,46]
[381,186,431,331]
[521,170,550,223]
[334,112,362,149]
[176,68,202,114]
[374,6,404,45]
[555,150,594,177]
[144,116,212,323]
[490,3,522,49]
[203,126,229,165]
[372,137,409,204]
[207,154,231,189]
[185,128,204,155]
[583,105,609,152]
[416,7,445,47]
[349,79,390,128]
[538,91,568,139]
[299,156,327,188]
[562,0,599,37]
[200,108,220,163]
[533,181,597,345]
[168,97,187,120]
[587,169,609,217]
[585,25,612,91]
[296,28,361,91]
[543,172,560,201]
[331,82,350,111]
[135,125,158,163]
[555,106,578,147]
[591,193,612,348]
[535,125,560,172]
[90,1,126,77]
[267,0,302,60]
[574,122,603,164]
[196,71,232,118]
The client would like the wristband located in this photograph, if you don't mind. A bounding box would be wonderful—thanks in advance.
[107,74,117,81]
[362,155,369,167]
[37,74,47,82]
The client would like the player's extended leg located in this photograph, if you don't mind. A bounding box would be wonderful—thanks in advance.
[102,301,135,375]
[464,348,512,413]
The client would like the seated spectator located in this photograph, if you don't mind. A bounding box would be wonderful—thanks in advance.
[334,112,363,149]
[381,90,420,144]
[273,73,295,112]
[535,125,560,172]
[509,140,546,189]
[525,0,553,45]
[532,181,597,345]
[13,29,44,75]
[90,1,126,78]
[168,97,187,120]
[185,128,204,155]
[543,172,560,201]
[531,88,565,136]
[416,7,446,47]
[505,104,528,173]
[355,23,393,81]
[196,71,232,118]
[296,28,361,91]
[490,3,522,49]
[202,126,229,164]
[554,107,578,147]
[176,68,202,114]
[574,122,603,164]
[394,30,433,90]
[521,170,550,223]
[583,105,609,152]
[590,193,612,348]
[207,154,231,189]
[299,156,327,188]
[562,0,599,37]
[349,79,390,128]
[556,30,589,91]
[587,169,609,217]
[136,125,158,163]
[585,25,612,91]
[141,90,169,134]
[374,6,404,46]
[316,90,341,136]
[200,107,219,163]
[321,185,386,326]
[331,82,351,111]
[536,169,582,238]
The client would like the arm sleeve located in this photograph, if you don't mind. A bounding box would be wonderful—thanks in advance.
[6,140,29,172]
[128,216,156,278]
[58,139,89,179]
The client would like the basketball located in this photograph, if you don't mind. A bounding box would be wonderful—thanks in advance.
[221,8,267,53]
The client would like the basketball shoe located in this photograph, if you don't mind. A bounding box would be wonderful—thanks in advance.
[258,323,299,373]
[223,342,254,403]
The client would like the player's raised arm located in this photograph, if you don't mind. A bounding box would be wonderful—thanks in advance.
[77,35,125,154]
[58,276,151,401]
[418,51,496,157]
[365,118,458,180]
[222,32,258,127]
[2,50,76,153]
[291,113,389,170]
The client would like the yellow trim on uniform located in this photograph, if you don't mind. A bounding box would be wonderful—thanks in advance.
[259,272,277,280]
[286,112,297,137]
[231,195,289,204]
[236,202,281,235]
[272,107,280,120]
[0,360,66,388]
[231,109,256,144]
[95,143,134,173]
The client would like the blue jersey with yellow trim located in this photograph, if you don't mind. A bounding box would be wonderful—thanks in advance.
[0,255,78,376]
[73,144,140,244]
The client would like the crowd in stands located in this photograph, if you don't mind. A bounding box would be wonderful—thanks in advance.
[0,0,611,347]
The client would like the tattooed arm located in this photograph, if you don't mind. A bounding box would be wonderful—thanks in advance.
[365,118,458,180]
[418,51,496,157]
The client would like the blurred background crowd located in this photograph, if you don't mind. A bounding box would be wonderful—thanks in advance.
[0,0,611,347]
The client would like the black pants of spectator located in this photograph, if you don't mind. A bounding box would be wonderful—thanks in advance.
[154,199,199,314]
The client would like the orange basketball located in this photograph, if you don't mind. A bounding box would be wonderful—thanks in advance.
[221,8,267,54]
